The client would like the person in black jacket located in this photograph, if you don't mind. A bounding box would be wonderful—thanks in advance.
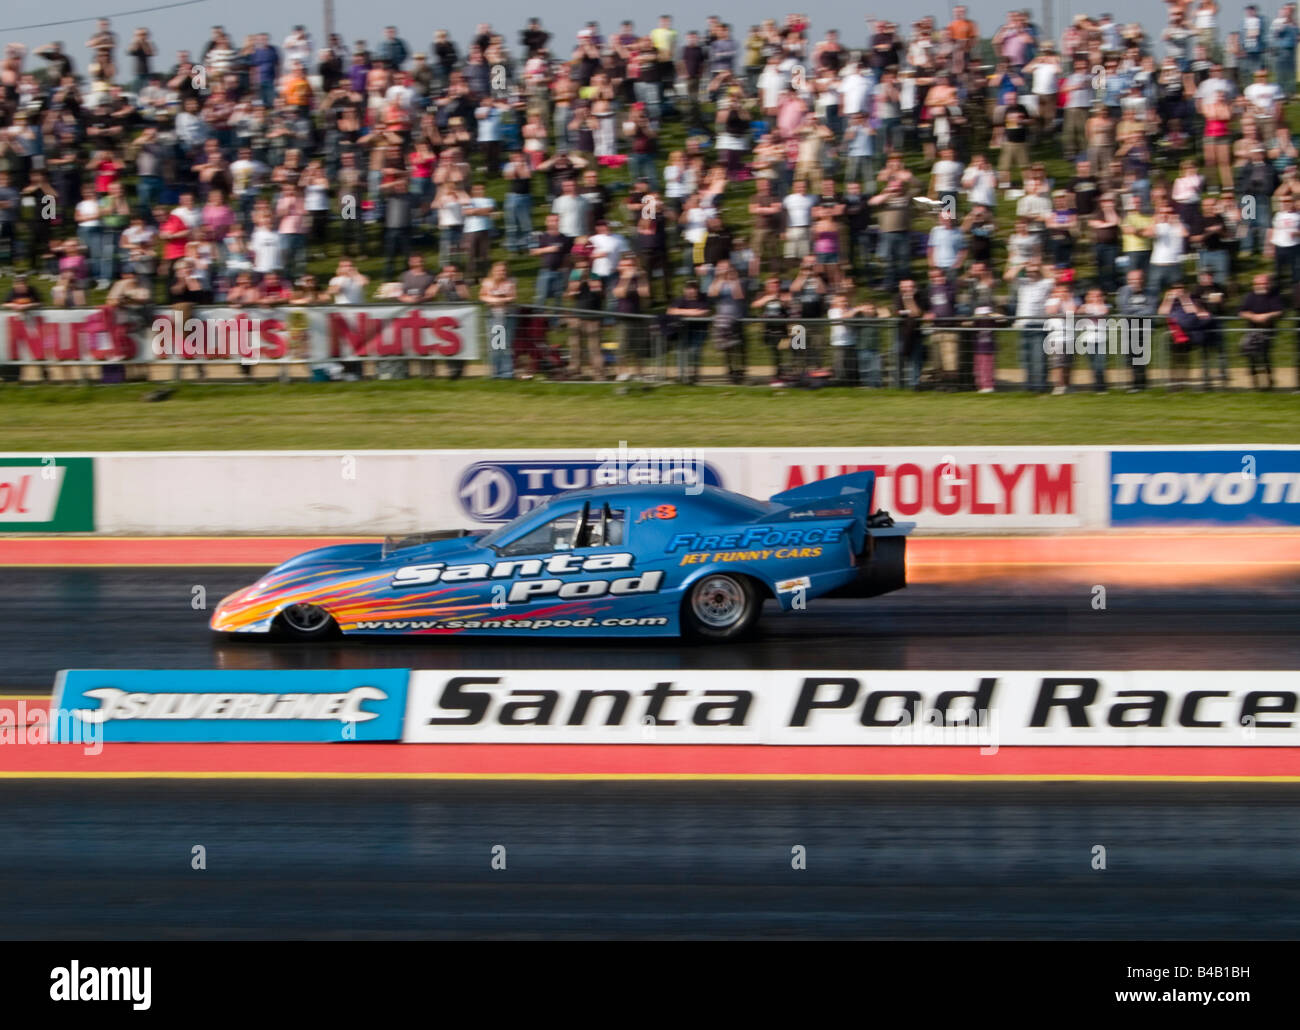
[895,277,930,389]
[1236,147,1276,259]
[1191,269,1230,389]
[1238,272,1282,390]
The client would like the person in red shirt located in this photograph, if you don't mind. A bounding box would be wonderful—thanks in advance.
[256,270,293,304]
[157,192,196,302]
[92,149,125,195]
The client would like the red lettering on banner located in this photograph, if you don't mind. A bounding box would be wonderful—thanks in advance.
[410,317,438,355]
[257,319,286,360]
[0,474,31,514]
[329,312,382,356]
[379,312,415,356]
[993,464,1027,514]
[779,461,1077,519]
[430,315,462,355]
[932,465,962,516]
[968,465,996,514]
[893,463,923,516]
[53,322,80,361]
[6,315,48,360]
[783,463,877,491]
[83,311,135,362]
[1034,465,1073,514]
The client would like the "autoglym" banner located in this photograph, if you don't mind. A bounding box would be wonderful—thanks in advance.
[402,670,1300,747]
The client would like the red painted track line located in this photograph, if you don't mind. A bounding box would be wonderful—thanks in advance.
[0,743,1297,780]
[2,534,1299,567]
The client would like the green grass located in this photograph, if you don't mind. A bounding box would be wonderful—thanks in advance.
[1,380,1295,451]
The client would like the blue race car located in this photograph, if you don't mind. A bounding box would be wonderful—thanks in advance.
[211,470,913,642]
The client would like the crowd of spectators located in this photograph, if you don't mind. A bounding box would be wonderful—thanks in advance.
[1,6,1300,387]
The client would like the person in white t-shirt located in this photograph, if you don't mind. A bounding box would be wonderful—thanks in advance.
[327,258,369,304]
[1148,203,1188,296]
[1244,68,1283,134]
[282,26,312,70]
[757,54,786,115]
[1024,48,1061,139]
[782,179,815,264]
[249,213,282,274]
[1269,193,1300,289]
[838,64,872,117]
[929,147,964,209]
[961,153,999,209]
[588,220,628,291]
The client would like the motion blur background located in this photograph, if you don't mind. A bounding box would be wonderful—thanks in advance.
[3,2,1181,62]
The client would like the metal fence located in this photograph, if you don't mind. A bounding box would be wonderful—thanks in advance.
[510,307,1300,390]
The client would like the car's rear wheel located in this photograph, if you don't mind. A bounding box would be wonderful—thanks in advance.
[274,603,337,641]
[681,573,761,641]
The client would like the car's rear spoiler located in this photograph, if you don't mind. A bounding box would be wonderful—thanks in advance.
[769,470,914,598]
[769,469,875,518]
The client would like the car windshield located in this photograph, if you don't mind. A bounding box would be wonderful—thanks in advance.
[476,503,551,550]
[479,501,626,554]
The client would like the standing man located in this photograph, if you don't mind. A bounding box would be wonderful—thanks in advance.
[651,16,678,113]
[1012,261,1054,393]
[1061,56,1094,163]
[1116,266,1156,392]
[1271,4,1299,97]
[1239,272,1282,389]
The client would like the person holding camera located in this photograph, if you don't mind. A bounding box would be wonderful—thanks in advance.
[564,256,605,379]
[612,254,651,379]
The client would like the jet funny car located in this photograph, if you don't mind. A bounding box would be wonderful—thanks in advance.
[210,471,914,641]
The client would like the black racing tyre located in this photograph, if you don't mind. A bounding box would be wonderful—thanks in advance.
[273,603,338,642]
[681,573,762,641]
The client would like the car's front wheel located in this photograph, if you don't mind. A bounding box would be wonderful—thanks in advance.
[681,573,762,641]
[274,603,337,642]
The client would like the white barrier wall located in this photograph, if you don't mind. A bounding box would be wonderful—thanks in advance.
[75,447,1110,534]
[7,447,1107,534]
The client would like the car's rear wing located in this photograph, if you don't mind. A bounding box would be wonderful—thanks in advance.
[769,470,915,598]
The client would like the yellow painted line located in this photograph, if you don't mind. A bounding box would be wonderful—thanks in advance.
[0,771,1297,783]
[1,695,50,701]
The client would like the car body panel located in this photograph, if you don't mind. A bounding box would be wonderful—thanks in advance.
[210,471,914,638]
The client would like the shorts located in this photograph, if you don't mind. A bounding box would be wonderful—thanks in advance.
[783,226,811,259]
